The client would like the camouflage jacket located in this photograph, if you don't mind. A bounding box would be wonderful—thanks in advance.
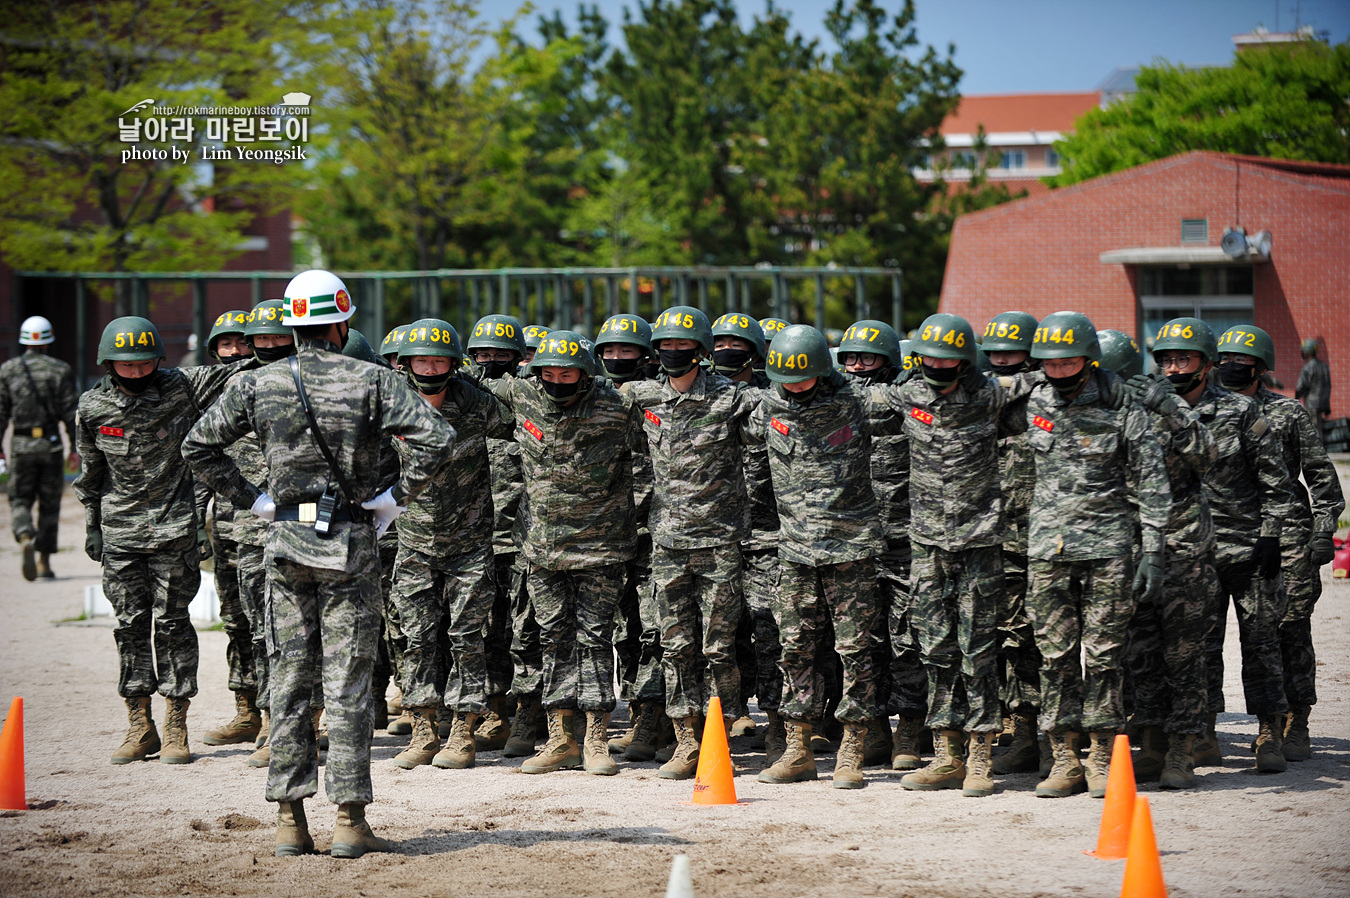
[1146,397,1219,558]
[182,342,453,572]
[394,376,512,557]
[1012,370,1171,561]
[0,350,79,457]
[1190,381,1297,547]
[1253,387,1344,537]
[864,367,912,541]
[477,371,526,555]
[628,368,754,550]
[615,375,656,536]
[226,432,269,548]
[1295,358,1331,416]
[74,362,247,550]
[490,374,640,570]
[741,371,778,551]
[743,370,880,566]
[882,369,1005,551]
[994,374,1036,554]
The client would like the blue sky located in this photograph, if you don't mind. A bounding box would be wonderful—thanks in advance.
[501,0,1350,94]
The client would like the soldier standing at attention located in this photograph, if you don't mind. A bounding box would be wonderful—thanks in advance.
[1295,339,1332,442]
[76,316,248,767]
[183,270,452,858]
[1216,325,1343,761]
[1,315,79,580]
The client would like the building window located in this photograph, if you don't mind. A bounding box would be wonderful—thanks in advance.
[1180,218,1208,243]
[1045,148,1059,168]
[951,152,976,169]
[998,149,1025,170]
[1138,264,1254,363]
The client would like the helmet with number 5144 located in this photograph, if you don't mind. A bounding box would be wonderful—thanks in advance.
[765,325,833,384]
[98,316,166,363]
[913,313,977,364]
[1030,311,1100,361]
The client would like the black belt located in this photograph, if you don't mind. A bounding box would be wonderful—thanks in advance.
[13,426,58,439]
[273,503,358,524]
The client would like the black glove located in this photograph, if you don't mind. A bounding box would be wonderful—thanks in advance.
[1133,551,1164,602]
[85,528,103,562]
[1127,373,1181,415]
[1309,531,1337,567]
[1253,535,1281,580]
[961,362,988,390]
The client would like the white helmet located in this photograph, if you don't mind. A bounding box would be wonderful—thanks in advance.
[19,316,54,345]
[282,269,354,326]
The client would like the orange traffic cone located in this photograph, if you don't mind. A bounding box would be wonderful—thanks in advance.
[691,696,738,805]
[1087,733,1138,859]
[0,697,25,811]
[1120,796,1167,898]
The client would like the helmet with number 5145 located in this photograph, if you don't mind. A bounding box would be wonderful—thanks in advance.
[1030,311,1100,361]
[913,313,977,364]
[651,305,713,353]
[98,316,166,363]
[764,324,833,383]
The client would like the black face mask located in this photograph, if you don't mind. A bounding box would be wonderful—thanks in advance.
[111,367,157,395]
[478,359,515,380]
[1218,359,1258,390]
[643,359,662,379]
[711,348,754,376]
[1166,369,1205,394]
[410,370,452,395]
[542,378,582,404]
[1046,365,1092,397]
[990,361,1029,377]
[658,347,700,377]
[253,343,295,363]
[602,357,643,381]
[849,364,894,383]
[921,361,961,389]
[777,381,818,404]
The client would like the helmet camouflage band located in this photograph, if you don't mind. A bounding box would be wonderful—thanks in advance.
[765,324,833,384]
[595,314,654,355]
[282,269,354,326]
[839,319,901,366]
[245,300,290,338]
[913,313,977,364]
[98,316,165,364]
[1030,311,1101,362]
[710,312,767,359]
[399,318,463,361]
[651,305,713,354]
[1217,324,1275,371]
[979,311,1038,353]
[1097,329,1143,379]
[531,329,596,376]
[1151,317,1216,363]
[19,315,54,346]
[207,310,249,355]
[524,324,552,351]
[466,314,526,355]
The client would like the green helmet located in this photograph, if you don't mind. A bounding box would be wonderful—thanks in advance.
[380,325,410,360]
[651,305,713,353]
[913,313,977,364]
[898,339,918,373]
[98,316,166,363]
[207,310,249,358]
[760,317,790,341]
[1301,338,1319,357]
[1217,324,1275,371]
[246,300,291,338]
[710,312,767,359]
[1031,311,1101,361]
[839,319,902,366]
[765,324,833,384]
[399,318,463,362]
[595,314,653,355]
[1097,329,1143,379]
[1152,317,1216,363]
[342,328,383,365]
[466,314,526,355]
[532,329,596,376]
[524,324,552,351]
[979,311,1038,353]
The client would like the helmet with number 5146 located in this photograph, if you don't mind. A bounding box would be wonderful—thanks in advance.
[764,325,833,383]
[913,313,977,364]
[1030,311,1100,361]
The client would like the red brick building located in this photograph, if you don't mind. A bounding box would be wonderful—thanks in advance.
[939,151,1350,416]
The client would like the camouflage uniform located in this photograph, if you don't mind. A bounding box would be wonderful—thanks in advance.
[389,378,511,714]
[1,350,78,554]
[1251,387,1344,709]
[489,374,640,712]
[992,377,1041,717]
[1295,356,1331,440]
[744,372,882,723]
[614,377,658,704]
[183,341,452,805]
[739,371,783,715]
[230,433,272,712]
[1194,382,1299,718]
[629,368,755,720]
[1014,370,1171,734]
[74,362,244,700]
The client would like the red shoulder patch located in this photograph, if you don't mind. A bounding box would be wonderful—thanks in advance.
[99,426,124,437]
[1033,415,1054,432]
[644,409,661,426]
[523,419,544,442]
[909,407,934,425]
[770,417,790,436]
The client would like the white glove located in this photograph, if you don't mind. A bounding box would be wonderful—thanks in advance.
[361,487,404,538]
[250,492,276,521]
[0,457,7,477]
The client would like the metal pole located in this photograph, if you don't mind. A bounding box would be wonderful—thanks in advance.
[628,269,639,317]
[372,279,385,342]
[652,276,662,309]
[697,277,708,316]
[75,278,87,389]
[582,278,594,337]
[558,275,573,331]
[498,272,510,316]
[469,279,480,327]
[741,278,751,319]
[725,274,736,314]
[891,275,903,333]
[814,273,825,330]
[193,279,209,365]
[251,277,262,308]
[605,276,617,318]
[855,273,867,320]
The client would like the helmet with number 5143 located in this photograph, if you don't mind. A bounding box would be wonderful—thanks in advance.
[711,312,767,359]
[1030,311,1100,361]
[98,316,166,364]
[765,325,833,383]
[1152,317,1216,363]
[913,313,977,364]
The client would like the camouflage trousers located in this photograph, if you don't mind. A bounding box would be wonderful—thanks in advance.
[997,546,1042,715]
[103,535,201,700]
[1278,529,1322,707]
[7,448,63,553]
[211,535,256,693]
[654,542,745,720]
[1026,555,1134,734]
[529,563,624,713]
[910,541,1003,733]
[776,557,880,723]
[373,536,402,705]
[1125,551,1212,734]
[265,537,381,806]
[505,553,542,698]
[879,538,927,719]
[236,541,272,711]
[1205,542,1289,717]
[614,533,654,702]
[740,547,782,711]
[390,544,496,714]
[484,551,515,700]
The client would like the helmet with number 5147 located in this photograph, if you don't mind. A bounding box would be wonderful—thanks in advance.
[913,313,977,364]
[839,319,902,366]
[764,325,833,384]
[1030,311,1100,361]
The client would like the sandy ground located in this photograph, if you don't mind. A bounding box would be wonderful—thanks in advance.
[2,475,1349,898]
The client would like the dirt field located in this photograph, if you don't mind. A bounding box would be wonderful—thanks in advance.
[2,477,1349,898]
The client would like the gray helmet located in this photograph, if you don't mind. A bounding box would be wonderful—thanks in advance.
[765,325,833,384]
[1097,329,1143,379]
[1031,311,1101,362]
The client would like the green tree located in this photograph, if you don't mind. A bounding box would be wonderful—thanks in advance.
[1050,39,1350,187]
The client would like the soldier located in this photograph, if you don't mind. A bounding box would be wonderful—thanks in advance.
[879,314,1006,797]
[838,319,925,771]
[1149,318,1298,774]
[183,270,453,857]
[379,326,409,368]
[1,315,79,580]
[486,330,641,776]
[520,324,552,375]
[1295,339,1332,442]
[1216,324,1344,760]
[385,319,512,770]
[1100,329,1218,789]
[747,325,881,789]
[627,306,756,779]
[979,311,1046,777]
[1012,311,1169,798]
[75,316,246,766]
[199,311,265,750]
